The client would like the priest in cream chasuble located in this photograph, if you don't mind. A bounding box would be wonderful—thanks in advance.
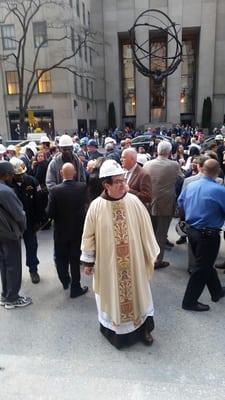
[81,160,159,348]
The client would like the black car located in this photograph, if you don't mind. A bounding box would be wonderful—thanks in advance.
[131,134,172,147]
[201,134,225,150]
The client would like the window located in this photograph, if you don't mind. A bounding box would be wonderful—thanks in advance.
[121,43,136,116]
[76,0,80,17]
[80,76,84,96]
[82,2,86,25]
[150,38,167,122]
[90,48,92,66]
[88,11,90,29]
[74,75,77,94]
[6,71,19,95]
[90,81,94,100]
[69,0,73,7]
[71,27,75,53]
[78,35,82,57]
[180,39,196,114]
[1,25,16,50]
[84,42,87,62]
[37,70,51,93]
[33,21,48,48]
[86,78,89,98]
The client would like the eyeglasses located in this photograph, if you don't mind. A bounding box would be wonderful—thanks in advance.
[112,178,126,185]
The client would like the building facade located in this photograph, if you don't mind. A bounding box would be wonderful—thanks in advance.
[0,0,96,140]
[92,0,225,131]
[0,0,225,140]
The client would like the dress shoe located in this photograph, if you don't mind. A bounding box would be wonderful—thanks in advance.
[70,286,88,298]
[154,261,170,270]
[211,287,225,302]
[215,262,225,270]
[30,272,40,284]
[176,236,187,245]
[62,280,70,290]
[62,276,70,290]
[142,329,154,346]
[182,301,210,312]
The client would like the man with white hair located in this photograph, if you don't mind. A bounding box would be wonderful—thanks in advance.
[121,147,152,205]
[104,138,121,163]
[144,141,183,269]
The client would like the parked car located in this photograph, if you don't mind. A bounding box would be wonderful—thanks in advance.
[201,134,225,150]
[131,134,172,148]
[131,134,173,157]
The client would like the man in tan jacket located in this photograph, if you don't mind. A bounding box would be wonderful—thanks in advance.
[144,141,183,269]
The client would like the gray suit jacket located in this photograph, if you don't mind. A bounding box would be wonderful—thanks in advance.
[143,157,182,216]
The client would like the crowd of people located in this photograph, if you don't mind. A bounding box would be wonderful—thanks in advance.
[1,125,225,348]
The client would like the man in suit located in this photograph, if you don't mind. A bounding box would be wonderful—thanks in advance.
[0,161,32,309]
[121,148,151,205]
[144,141,183,269]
[46,162,88,298]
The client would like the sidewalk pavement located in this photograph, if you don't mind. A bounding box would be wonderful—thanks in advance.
[0,219,225,400]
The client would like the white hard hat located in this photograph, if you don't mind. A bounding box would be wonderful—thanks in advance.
[7,144,16,152]
[99,160,125,179]
[26,143,37,156]
[0,144,6,154]
[27,141,37,148]
[10,157,27,174]
[59,134,73,147]
[215,134,224,141]
[40,135,50,143]
[137,153,148,166]
[175,221,187,238]
[105,137,116,145]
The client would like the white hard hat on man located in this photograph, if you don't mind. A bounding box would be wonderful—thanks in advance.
[99,160,125,179]
[59,134,73,147]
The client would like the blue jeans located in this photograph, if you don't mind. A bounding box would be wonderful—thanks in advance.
[23,228,39,272]
[0,239,22,302]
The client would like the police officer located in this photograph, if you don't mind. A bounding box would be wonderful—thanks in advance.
[178,159,225,311]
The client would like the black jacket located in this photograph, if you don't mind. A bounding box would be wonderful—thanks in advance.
[32,160,49,186]
[46,180,87,243]
[11,174,41,228]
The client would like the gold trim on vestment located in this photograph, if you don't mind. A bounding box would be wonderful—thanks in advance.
[111,201,135,323]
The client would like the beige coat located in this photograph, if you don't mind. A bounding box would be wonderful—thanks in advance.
[81,193,159,326]
[144,156,182,216]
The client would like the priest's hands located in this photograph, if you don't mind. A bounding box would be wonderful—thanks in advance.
[83,263,95,275]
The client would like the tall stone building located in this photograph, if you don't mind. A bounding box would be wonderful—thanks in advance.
[0,0,95,140]
[93,0,225,131]
[0,0,224,140]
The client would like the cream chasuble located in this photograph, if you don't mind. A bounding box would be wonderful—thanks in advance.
[81,193,159,333]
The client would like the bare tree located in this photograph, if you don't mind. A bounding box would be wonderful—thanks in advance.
[0,0,97,136]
